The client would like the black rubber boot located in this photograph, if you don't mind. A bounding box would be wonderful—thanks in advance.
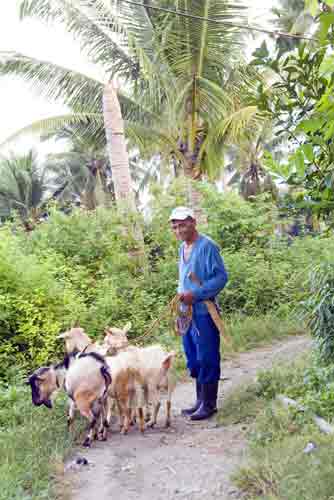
[190,382,218,421]
[181,380,202,417]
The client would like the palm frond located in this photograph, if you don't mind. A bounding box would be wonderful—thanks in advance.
[19,0,139,79]
[0,52,104,112]
[0,113,104,148]
[210,105,263,144]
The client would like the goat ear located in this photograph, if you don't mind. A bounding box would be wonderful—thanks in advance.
[123,322,132,333]
[162,352,176,371]
[57,331,68,339]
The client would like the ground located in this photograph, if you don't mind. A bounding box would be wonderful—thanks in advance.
[66,335,310,500]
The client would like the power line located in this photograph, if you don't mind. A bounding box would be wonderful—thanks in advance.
[118,0,317,41]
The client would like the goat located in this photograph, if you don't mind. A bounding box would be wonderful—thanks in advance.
[104,349,143,434]
[27,352,111,447]
[101,321,133,356]
[57,324,131,357]
[64,352,112,446]
[105,345,176,434]
[27,353,75,410]
[136,345,176,429]
[57,327,93,354]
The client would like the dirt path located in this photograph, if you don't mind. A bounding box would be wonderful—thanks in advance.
[67,335,311,500]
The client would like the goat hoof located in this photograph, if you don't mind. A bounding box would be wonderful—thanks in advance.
[165,421,171,428]
[82,438,91,448]
[97,432,107,441]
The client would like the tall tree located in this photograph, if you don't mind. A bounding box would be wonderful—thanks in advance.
[44,125,115,210]
[0,0,262,211]
[0,150,65,229]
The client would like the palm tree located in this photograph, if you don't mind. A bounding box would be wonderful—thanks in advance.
[0,150,65,229]
[44,125,115,210]
[225,123,280,200]
[0,0,263,212]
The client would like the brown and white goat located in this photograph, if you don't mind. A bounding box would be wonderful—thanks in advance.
[27,352,111,447]
[64,352,112,446]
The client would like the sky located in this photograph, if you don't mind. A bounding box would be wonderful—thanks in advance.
[0,0,276,153]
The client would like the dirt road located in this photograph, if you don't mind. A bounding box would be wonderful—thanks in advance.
[67,335,310,500]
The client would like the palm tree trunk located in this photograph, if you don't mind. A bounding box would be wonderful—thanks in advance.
[103,82,146,265]
[183,156,207,226]
[103,83,136,212]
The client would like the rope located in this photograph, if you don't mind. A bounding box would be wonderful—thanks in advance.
[133,294,181,345]
[133,294,232,346]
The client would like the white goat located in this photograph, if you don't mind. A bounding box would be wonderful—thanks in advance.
[105,345,176,433]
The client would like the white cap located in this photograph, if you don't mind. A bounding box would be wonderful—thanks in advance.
[169,206,195,221]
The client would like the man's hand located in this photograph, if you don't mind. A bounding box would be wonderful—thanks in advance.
[180,291,194,305]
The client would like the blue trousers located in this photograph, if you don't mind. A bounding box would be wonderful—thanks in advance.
[182,312,221,384]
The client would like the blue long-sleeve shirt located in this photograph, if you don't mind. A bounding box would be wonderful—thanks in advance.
[178,234,228,315]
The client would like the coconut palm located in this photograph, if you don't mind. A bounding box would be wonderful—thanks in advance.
[44,125,115,210]
[0,150,66,229]
[0,0,263,210]
[225,123,281,200]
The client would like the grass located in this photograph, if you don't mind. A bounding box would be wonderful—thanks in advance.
[165,313,308,380]
[0,378,84,500]
[217,383,267,426]
[1,313,307,500]
[220,356,334,500]
[235,424,334,500]
[224,314,307,354]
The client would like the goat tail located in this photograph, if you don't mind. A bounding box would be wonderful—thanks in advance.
[101,366,112,390]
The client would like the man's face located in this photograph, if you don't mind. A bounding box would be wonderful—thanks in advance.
[170,217,196,241]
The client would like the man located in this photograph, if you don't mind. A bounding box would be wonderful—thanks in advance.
[169,206,228,420]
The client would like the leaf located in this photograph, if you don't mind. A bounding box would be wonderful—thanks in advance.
[252,41,269,60]
[295,150,305,177]
[297,118,325,133]
[301,144,314,162]
[305,0,319,17]
[319,13,334,44]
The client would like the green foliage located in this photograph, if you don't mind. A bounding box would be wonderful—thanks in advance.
[0,0,263,184]
[0,379,76,500]
[300,262,334,362]
[225,315,306,352]
[0,228,86,376]
[235,428,334,500]
[1,184,333,379]
[253,16,334,216]
[200,187,277,251]
[231,356,334,499]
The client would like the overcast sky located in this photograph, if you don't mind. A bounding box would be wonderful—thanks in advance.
[0,0,275,152]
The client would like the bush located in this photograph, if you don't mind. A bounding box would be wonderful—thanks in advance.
[1,184,332,380]
[300,262,334,362]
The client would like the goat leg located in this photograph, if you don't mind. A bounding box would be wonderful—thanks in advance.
[165,400,171,428]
